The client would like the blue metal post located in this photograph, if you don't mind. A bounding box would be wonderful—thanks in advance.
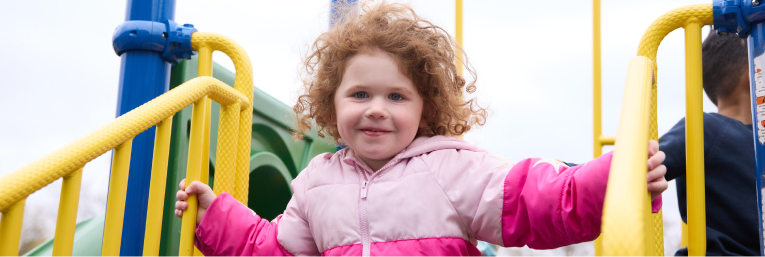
[115,0,174,255]
[330,0,358,28]
[748,24,765,256]
[715,0,765,255]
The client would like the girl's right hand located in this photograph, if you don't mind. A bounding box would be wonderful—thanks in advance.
[175,179,216,226]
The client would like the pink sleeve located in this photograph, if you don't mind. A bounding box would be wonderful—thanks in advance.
[501,152,662,249]
[194,193,292,256]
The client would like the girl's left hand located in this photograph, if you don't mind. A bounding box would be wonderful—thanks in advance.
[647,140,668,201]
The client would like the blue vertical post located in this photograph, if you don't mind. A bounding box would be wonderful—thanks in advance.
[715,0,765,255]
[748,25,765,256]
[114,0,174,255]
[330,0,358,28]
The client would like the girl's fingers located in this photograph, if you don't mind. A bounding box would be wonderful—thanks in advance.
[176,200,187,211]
[176,189,187,201]
[647,178,669,192]
[647,151,665,170]
[647,165,667,182]
[179,179,187,190]
[648,140,659,156]
[175,209,182,218]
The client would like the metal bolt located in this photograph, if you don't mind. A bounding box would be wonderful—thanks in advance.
[755,0,761,6]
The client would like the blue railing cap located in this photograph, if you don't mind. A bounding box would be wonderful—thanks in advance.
[112,20,197,64]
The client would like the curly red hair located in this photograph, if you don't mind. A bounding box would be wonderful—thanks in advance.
[294,1,487,143]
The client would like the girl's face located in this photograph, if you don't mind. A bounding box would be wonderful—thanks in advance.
[334,49,424,171]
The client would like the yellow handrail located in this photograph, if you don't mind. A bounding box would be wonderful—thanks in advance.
[0,29,255,257]
[601,4,712,255]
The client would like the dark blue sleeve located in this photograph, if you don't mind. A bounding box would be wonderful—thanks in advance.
[659,118,687,181]
[659,113,724,181]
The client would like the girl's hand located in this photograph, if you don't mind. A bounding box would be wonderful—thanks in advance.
[175,179,216,226]
[647,140,668,201]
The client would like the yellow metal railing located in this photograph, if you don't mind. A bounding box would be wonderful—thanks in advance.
[600,4,711,256]
[0,32,253,256]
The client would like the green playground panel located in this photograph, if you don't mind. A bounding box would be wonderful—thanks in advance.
[25,57,336,256]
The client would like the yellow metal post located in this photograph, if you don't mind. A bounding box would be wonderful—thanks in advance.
[684,19,706,256]
[102,139,133,256]
[455,0,463,77]
[592,0,603,252]
[592,0,603,254]
[0,198,26,256]
[53,167,83,256]
[179,95,209,256]
[196,45,214,257]
[142,117,174,256]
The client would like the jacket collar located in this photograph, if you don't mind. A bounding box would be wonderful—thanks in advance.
[338,136,484,174]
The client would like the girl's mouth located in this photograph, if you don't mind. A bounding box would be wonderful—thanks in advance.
[360,129,390,137]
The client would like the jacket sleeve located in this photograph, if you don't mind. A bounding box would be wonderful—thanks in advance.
[427,150,661,250]
[194,171,319,256]
[194,193,293,256]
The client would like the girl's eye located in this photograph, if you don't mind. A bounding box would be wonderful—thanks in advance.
[388,93,404,101]
[353,92,368,98]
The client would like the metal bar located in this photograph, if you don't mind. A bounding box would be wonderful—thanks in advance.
[102,139,133,256]
[179,96,209,256]
[747,19,765,257]
[0,198,26,256]
[195,46,213,257]
[599,136,615,145]
[142,117,174,256]
[52,167,84,256]
[116,0,177,254]
[455,0,463,77]
[684,20,706,256]
[593,0,603,253]
[602,57,653,255]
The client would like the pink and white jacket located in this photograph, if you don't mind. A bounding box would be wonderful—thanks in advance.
[195,136,661,256]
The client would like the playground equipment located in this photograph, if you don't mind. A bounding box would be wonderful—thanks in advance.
[0,0,336,256]
[2,0,763,256]
[714,0,765,254]
[595,3,712,255]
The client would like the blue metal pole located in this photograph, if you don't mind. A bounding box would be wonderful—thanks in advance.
[330,0,358,28]
[747,24,765,255]
[114,0,175,255]
[715,0,765,254]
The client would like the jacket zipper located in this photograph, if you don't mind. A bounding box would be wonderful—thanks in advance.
[355,159,399,257]
[359,179,371,256]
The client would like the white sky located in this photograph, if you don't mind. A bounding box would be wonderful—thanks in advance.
[0,0,719,255]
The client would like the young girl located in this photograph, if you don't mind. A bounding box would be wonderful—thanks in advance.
[175,2,668,256]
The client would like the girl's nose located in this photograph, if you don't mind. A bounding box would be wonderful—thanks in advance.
[364,98,388,119]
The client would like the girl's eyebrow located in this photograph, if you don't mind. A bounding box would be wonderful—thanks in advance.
[345,85,415,95]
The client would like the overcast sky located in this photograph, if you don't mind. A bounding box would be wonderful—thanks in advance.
[0,0,718,254]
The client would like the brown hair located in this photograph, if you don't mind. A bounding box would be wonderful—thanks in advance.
[293,1,487,143]
[702,29,748,105]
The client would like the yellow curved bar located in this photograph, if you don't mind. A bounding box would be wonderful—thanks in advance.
[602,56,654,255]
[191,32,254,204]
[102,139,133,256]
[142,117,174,256]
[176,32,254,256]
[684,19,706,256]
[631,4,711,256]
[53,166,83,256]
[0,76,249,212]
[0,198,26,256]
